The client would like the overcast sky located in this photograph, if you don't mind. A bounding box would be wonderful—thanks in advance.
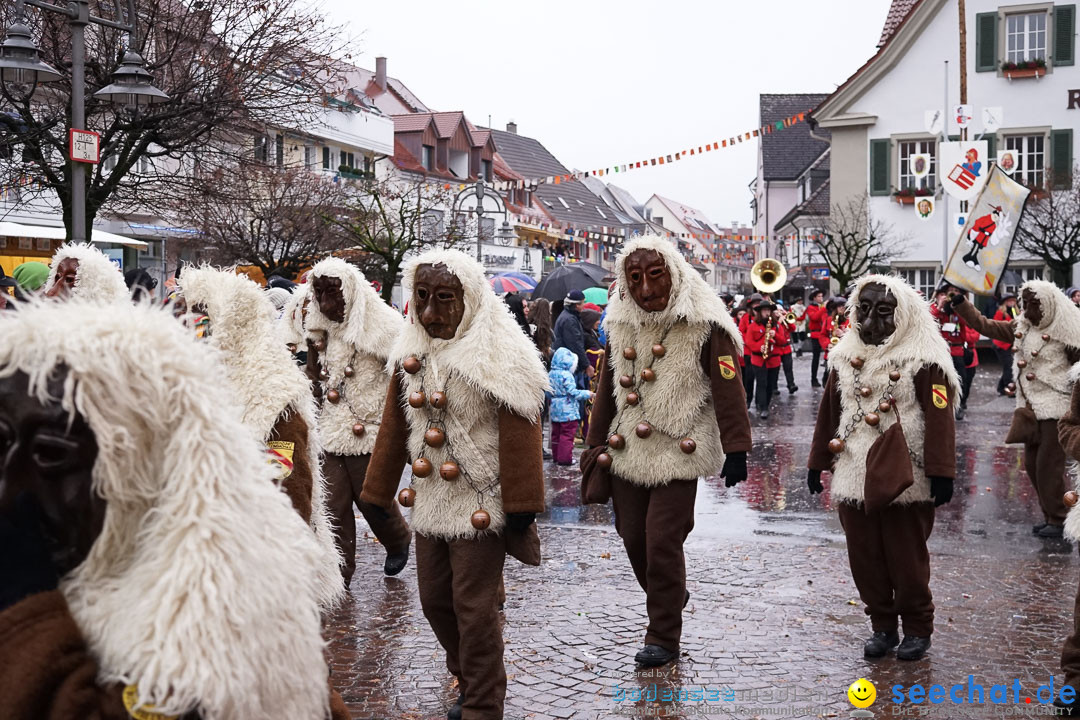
[322,0,891,228]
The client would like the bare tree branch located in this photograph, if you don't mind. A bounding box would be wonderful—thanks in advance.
[812,195,911,292]
[1015,165,1080,286]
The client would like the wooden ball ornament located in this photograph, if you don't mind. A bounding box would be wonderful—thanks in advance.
[1015,331,1023,339]
[408,391,426,408]
[1017,359,1028,369]
[828,438,846,454]
[319,368,329,380]
[471,509,491,530]
[439,461,460,481]
[623,347,637,361]
[626,391,640,406]
[864,412,880,427]
[608,433,626,450]
[403,356,422,374]
[641,368,656,382]
[635,422,653,439]
[859,386,872,398]
[1065,490,1079,508]
[1043,334,1051,342]
[344,365,355,378]
[287,343,297,353]
[326,389,341,404]
[398,488,416,507]
[619,375,634,388]
[313,339,326,352]
[878,400,893,413]
[429,391,448,409]
[652,344,666,357]
[850,357,865,369]
[1031,349,1040,357]
[412,457,433,477]
[424,427,446,448]
[1027,372,1037,381]
[680,438,697,454]
[597,452,613,469]
[889,370,902,382]
[352,423,366,437]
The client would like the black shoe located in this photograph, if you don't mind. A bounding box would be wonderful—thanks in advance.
[684,590,690,608]
[863,630,899,658]
[384,543,410,577]
[955,406,966,421]
[447,691,465,720]
[1054,698,1076,716]
[757,408,769,420]
[542,448,552,460]
[788,385,798,394]
[811,380,821,388]
[1039,523,1065,539]
[1033,522,1049,535]
[896,635,931,661]
[634,644,678,667]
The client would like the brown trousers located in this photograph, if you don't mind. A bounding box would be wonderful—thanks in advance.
[1024,420,1069,526]
[838,501,935,637]
[610,475,698,652]
[1061,563,1080,693]
[416,532,507,720]
[324,452,411,586]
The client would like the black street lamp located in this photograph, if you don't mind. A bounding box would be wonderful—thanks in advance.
[452,179,514,265]
[0,0,168,243]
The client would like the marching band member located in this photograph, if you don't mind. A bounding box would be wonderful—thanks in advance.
[806,289,828,387]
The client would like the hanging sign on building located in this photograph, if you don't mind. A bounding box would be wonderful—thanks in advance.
[909,153,931,180]
[938,141,988,201]
[69,129,100,164]
[981,106,1003,134]
[953,104,973,128]
[914,196,935,221]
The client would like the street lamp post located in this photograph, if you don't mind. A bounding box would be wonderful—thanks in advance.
[452,179,513,268]
[0,0,168,243]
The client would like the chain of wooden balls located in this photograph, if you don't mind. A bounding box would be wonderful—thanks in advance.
[395,355,496,531]
[826,357,902,455]
[597,332,697,470]
[1004,330,1053,399]
[312,339,376,439]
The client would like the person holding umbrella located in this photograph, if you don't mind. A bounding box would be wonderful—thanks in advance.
[553,289,592,385]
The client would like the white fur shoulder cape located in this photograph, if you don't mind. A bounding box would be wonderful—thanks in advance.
[45,242,128,304]
[388,249,549,420]
[603,234,742,353]
[0,300,330,720]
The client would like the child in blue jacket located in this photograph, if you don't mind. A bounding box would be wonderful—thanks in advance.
[549,346,594,465]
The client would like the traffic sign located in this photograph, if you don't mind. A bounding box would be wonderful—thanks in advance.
[70,129,100,164]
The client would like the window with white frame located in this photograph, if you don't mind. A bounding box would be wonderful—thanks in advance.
[896,267,937,298]
[1005,134,1045,187]
[1006,11,1048,64]
[897,139,937,191]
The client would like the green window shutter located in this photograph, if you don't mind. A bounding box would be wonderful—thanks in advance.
[1054,5,1076,66]
[976,12,999,72]
[870,139,891,196]
[986,134,997,161]
[1051,129,1073,189]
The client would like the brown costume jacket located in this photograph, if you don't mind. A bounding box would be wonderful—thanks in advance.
[270,411,314,524]
[586,325,753,454]
[955,301,1080,363]
[1059,384,1080,461]
[808,367,956,477]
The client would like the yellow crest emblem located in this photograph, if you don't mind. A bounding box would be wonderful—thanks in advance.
[717,355,736,380]
[931,384,949,409]
[267,440,296,479]
[122,685,177,720]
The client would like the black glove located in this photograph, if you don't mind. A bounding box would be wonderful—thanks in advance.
[962,348,974,366]
[506,512,536,531]
[0,493,60,612]
[929,476,954,507]
[807,468,824,495]
[720,451,747,487]
[949,293,967,309]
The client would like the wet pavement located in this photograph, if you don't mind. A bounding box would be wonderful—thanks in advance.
[324,353,1079,719]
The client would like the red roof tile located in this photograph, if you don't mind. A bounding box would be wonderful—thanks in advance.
[392,114,436,133]
[878,0,919,47]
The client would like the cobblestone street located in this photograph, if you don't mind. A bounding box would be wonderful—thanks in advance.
[326,354,1079,719]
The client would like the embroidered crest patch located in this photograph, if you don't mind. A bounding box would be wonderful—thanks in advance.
[931,384,949,409]
[268,440,296,478]
[717,355,736,380]
[122,685,177,720]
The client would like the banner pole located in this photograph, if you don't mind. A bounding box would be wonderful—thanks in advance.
[942,60,950,271]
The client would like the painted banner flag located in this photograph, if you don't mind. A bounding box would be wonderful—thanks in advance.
[942,165,1032,296]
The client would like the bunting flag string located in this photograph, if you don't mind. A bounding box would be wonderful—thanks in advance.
[439,111,811,194]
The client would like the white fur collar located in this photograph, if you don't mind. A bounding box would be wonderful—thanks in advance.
[305,257,402,362]
[45,242,128,304]
[178,266,310,440]
[0,300,329,720]
[830,274,961,397]
[1016,280,1080,350]
[280,282,310,348]
[389,249,548,420]
[604,235,742,353]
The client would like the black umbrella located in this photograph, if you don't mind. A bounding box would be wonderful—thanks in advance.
[531,264,613,302]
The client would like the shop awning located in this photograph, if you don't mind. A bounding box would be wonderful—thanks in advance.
[0,221,149,248]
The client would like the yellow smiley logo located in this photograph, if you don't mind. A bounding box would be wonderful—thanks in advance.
[847,678,876,708]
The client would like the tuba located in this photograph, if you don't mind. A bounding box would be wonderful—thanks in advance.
[751,258,787,294]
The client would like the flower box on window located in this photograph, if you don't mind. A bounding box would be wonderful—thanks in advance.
[892,188,933,205]
[1002,59,1047,79]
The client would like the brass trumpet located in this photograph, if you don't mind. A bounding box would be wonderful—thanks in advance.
[784,311,797,324]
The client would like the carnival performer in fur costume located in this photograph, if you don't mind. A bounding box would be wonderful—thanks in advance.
[305,257,411,583]
[0,300,347,720]
[178,266,344,610]
[950,280,1080,538]
[585,235,752,668]
[282,281,312,365]
[361,249,548,720]
[1053,379,1080,715]
[43,242,128,303]
[808,275,959,662]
